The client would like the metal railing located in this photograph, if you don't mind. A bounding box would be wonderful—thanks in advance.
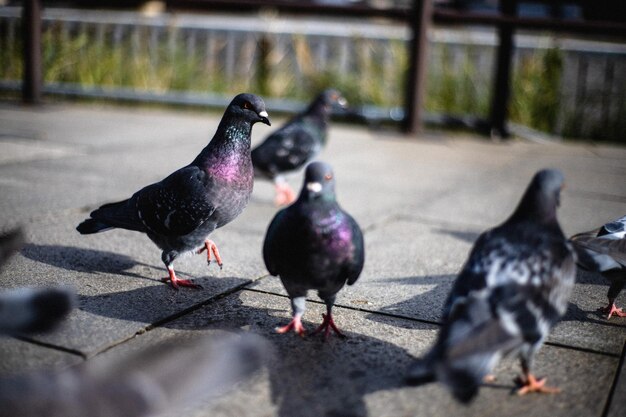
[8,0,626,136]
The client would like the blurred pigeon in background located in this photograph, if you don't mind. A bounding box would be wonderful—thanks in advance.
[252,89,346,206]
[0,228,75,334]
[407,169,576,402]
[77,94,270,289]
[263,161,364,339]
[0,333,271,417]
[571,215,626,319]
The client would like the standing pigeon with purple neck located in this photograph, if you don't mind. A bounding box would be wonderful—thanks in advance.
[251,89,346,206]
[407,169,576,402]
[571,215,626,319]
[77,94,270,289]
[263,161,364,339]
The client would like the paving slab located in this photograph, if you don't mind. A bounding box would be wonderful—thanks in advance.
[94,290,618,417]
[607,349,626,417]
[252,218,626,355]
[1,102,625,416]
[0,210,267,356]
[0,337,83,375]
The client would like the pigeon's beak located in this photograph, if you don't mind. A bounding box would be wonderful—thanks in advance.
[337,97,348,108]
[258,111,271,126]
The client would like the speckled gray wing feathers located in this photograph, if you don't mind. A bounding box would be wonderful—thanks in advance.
[252,117,324,177]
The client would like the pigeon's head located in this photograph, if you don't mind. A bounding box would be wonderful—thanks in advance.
[513,168,565,223]
[321,89,347,108]
[534,169,565,207]
[311,89,347,114]
[228,93,271,126]
[300,161,336,201]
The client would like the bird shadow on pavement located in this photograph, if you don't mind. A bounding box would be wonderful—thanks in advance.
[19,244,253,326]
[363,274,455,327]
[20,244,162,283]
[433,228,481,245]
[364,274,624,330]
[165,294,429,417]
[75,279,247,326]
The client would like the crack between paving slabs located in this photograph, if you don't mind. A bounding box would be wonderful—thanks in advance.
[601,339,626,417]
[244,287,624,359]
[15,335,87,361]
[93,274,272,357]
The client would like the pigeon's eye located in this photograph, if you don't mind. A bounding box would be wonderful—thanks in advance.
[243,101,251,110]
[324,174,333,181]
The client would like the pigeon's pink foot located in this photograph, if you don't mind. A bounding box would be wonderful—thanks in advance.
[600,303,626,319]
[275,314,305,337]
[274,183,296,206]
[483,374,497,383]
[515,373,560,395]
[161,267,202,290]
[197,240,223,269]
[311,313,346,340]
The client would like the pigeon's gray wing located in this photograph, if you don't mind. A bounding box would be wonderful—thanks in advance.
[441,231,492,321]
[571,231,626,268]
[0,287,75,335]
[345,214,365,286]
[253,123,321,175]
[0,334,271,417]
[262,209,289,276]
[136,166,216,237]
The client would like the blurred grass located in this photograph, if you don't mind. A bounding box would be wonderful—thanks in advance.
[0,21,614,138]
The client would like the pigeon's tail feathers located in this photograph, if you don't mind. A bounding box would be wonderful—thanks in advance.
[406,355,436,386]
[78,199,145,234]
[439,318,520,403]
[419,293,522,404]
[76,218,114,234]
[0,286,76,334]
[438,349,497,403]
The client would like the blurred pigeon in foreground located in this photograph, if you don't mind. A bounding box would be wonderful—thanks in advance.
[77,94,270,289]
[252,89,346,206]
[0,228,75,334]
[0,228,25,268]
[263,161,364,339]
[0,286,75,335]
[407,169,576,402]
[571,215,626,319]
[0,333,271,417]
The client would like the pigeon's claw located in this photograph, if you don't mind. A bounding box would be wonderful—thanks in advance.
[198,240,223,270]
[275,314,305,337]
[311,313,346,341]
[515,373,560,395]
[162,267,203,290]
[274,183,296,206]
[600,303,626,319]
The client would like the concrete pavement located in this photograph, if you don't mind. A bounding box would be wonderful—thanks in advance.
[0,101,624,417]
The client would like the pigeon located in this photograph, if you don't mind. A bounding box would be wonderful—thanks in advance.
[77,94,270,289]
[251,89,346,206]
[263,161,364,339]
[0,333,271,417]
[570,215,626,319]
[407,169,576,402]
[0,286,76,335]
[0,228,76,334]
[0,228,25,268]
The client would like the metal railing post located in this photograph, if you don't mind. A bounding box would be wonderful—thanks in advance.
[22,0,43,104]
[489,0,516,138]
[402,0,432,135]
